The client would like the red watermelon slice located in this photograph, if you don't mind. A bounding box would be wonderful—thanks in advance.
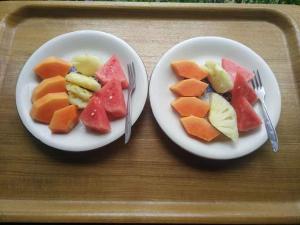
[80,97,111,133]
[94,79,126,120]
[96,55,129,89]
[231,96,261,132]
[232,73,257,105]
[222,58,254,82]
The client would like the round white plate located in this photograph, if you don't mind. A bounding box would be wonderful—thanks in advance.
[16,30,148,152]
[149,37,281,160]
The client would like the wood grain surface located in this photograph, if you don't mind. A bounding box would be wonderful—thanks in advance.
[0,1,300,223]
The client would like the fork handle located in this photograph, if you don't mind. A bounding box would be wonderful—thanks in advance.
[125,90,132,144]
[259,99,279,152]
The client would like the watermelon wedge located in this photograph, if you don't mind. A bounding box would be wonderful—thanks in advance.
[231,96,261,132]
[231,73,257,105]
[80,97,110,133]
[96,55,129,89]
[222,58,254,82]
[94,79,126,120]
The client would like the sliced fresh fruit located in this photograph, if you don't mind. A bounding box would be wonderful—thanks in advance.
[205,60,233,93]
[66,82,92,101]
[171,97,209,118]
[171,60,208,80]
[49,105,79,133]
[30,92,69,124]
[31,76,66,102]
[71,55,101,76]
[181,116,220,142]
[222,58,254,81]
[66,72,100,91]
[34,57,72,79]
[96,55,128,89]
[231,73,257,105]
[94,79,126,120]
[80,97,111,133]
[68,92,88,109]
[208,93,238,141]
[169,78,208,97]
[231,95,261,132]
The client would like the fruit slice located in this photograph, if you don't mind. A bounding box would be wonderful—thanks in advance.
[171,60,208,80]
[231,73,257,105]
[181,116,220,142]
[49,105,79,133]
[94,79,126,120]
[68,92,88,109]
[34,57,72,79]
[231,96,261,132]
[66,82,92,101]
[171,97,209,118]
[80,97,111,133]
[222,58,254,81]
[31,76,66,102]
[96,55,128,89]
[66,72,100,91]
[169,78,208,97]
[208,93,238,141]
[71,55,101,76]
[30,92,69,124]
[205,60,233,93]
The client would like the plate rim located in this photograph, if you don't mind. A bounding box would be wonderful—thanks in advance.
[149,36,281,160]
[15,30,148,152]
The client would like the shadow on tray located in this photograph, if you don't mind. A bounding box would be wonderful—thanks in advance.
[26,99,262,170]
[151,112,263,172]
[26,102,149,165]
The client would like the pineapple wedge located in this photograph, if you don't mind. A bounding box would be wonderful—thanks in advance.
[66,72,100,91]
[72,55,101,76]
[66,82,92,101]
[68,92,88,109]
[205,60,233,93]
[208,93,238,141]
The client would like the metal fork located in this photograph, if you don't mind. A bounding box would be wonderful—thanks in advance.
[252,70,279,152]
[125,62,136,144]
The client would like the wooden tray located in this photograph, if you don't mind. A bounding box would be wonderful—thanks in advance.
[0,1,300,223]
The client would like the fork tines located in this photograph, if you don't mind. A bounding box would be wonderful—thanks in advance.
[252,70,263,89]
[127,62,136,88]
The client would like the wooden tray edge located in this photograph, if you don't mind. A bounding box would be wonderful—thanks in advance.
[0,2,300,224]
[1,200,300,223]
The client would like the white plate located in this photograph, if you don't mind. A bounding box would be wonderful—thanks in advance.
[16,30,148,152]
[149,37,281,160]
